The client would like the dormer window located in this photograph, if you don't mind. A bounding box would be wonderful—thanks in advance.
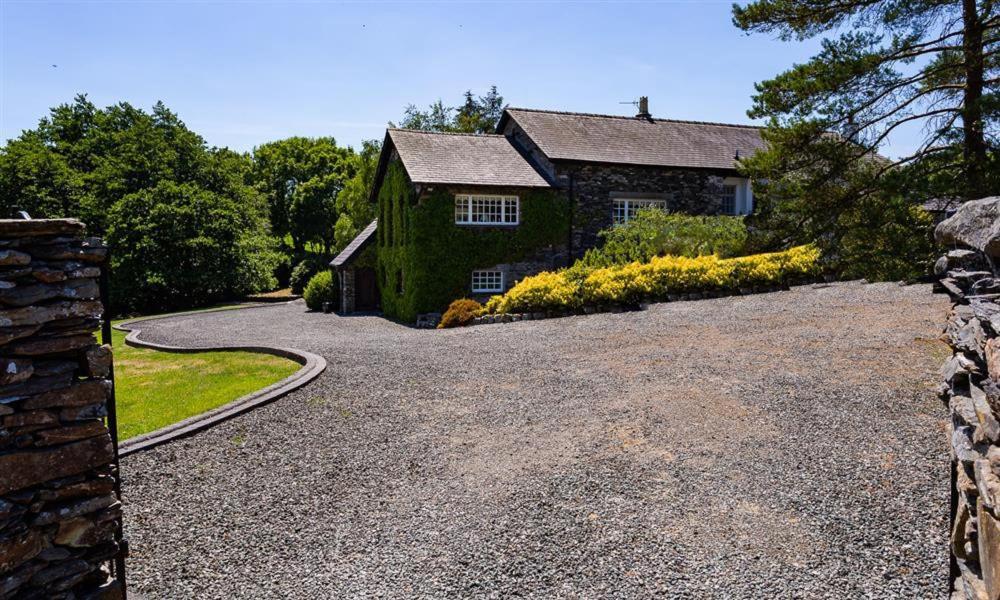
[455,194,519,225]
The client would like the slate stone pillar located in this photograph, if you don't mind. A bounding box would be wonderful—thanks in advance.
[0,219,123,599]
[339,267,355,314]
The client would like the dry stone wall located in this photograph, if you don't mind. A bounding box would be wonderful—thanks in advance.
[0,219,122,599]
[935,198,1000,600]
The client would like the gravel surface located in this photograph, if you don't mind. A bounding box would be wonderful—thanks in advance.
[121,282,952,599]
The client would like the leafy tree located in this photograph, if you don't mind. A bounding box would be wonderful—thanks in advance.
[333,139,381,250]
[395,100,455,133]
[734,0,999,199]
[732,0,999,279]
[251,136,352,251]
[289,174,341,255]
[0,95,239,233]
[0,95,281,312]
[0,132,81,218]
[394,86,506,134]
[106,181,281,314]
[456,87,506,134]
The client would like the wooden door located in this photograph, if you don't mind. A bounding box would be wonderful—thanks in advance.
[355,267,379,311]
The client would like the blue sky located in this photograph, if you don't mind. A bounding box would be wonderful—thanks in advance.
[1,1,918,157]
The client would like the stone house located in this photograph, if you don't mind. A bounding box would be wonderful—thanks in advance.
[334,98,765,322]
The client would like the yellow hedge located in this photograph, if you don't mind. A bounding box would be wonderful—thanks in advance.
[484,245,820,314]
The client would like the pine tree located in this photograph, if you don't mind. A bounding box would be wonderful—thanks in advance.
[733,0,999,278]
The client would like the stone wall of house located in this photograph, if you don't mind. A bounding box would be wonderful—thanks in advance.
[555,162,729,256]
[501,119,735,259]
[338,266,356,314]
[0,219,122,600]
[933,197,1000,600]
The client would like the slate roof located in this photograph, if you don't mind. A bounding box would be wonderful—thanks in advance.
[499,108,766,171]
[387,129,551,188]
[331,219,378,268]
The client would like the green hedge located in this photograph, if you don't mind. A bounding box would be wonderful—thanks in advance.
[303,270,337,311]
[577,210,748,270]
[376,161,569,322]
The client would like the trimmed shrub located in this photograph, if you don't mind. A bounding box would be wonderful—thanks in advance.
[303,270,337,311]
[484,245,820,314]
[438,299,483,329]
[577,210,748,270]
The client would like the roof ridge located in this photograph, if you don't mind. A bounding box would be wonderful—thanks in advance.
[505,107,764,130]
[388,128,506,138]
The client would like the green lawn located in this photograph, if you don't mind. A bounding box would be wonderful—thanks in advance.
[112,314,300,440]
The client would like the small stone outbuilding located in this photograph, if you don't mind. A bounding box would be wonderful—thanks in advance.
[330,219,379,314]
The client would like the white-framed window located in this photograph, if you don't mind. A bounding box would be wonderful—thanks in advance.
[455,194,519,225]
[612,198,667,225]
[720,184,737,215]
[471,270,504,293]
[721,178,754,215]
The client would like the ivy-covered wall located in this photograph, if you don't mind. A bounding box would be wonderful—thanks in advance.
[376,160,569,322]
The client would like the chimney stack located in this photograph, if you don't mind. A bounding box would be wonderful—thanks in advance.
[636,96,651,119]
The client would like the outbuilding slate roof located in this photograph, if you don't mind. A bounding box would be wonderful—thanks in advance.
[500,108,766,171]
[387,129,551,188]
[331,219,378,268]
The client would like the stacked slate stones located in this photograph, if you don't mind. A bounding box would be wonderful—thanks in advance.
[0,219,122,599]
[934,198,1000,600]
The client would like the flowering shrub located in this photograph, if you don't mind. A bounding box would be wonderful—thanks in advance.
[484,245,820,314]
[438,298,484,329]
[483,271,581,315]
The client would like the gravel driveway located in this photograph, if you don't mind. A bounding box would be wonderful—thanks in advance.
[121,282,951,599]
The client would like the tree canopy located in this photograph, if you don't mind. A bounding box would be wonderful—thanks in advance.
[732,0,997,279]
[393,86,506,134]
[0,95,250,234]
[334,139,381,250]
[0,95,281,312]
[251,135,379,256]
[107,181,281,313]
[251,136,352,251]
[733,0,999,198]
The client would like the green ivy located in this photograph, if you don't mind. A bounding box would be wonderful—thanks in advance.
[376,161,569,322]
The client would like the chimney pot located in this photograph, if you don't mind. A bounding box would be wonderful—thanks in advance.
[637,96,651,119]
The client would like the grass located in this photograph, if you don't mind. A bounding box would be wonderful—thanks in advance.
[247,287,297,299]
[112,310,300,440]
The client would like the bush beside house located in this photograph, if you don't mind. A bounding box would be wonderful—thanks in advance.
[303,270,337,311]
[483,245,820,315]
[577,210,748,269]
[438,299,484,328]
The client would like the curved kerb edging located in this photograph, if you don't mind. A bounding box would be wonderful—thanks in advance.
[113,304,327,457]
